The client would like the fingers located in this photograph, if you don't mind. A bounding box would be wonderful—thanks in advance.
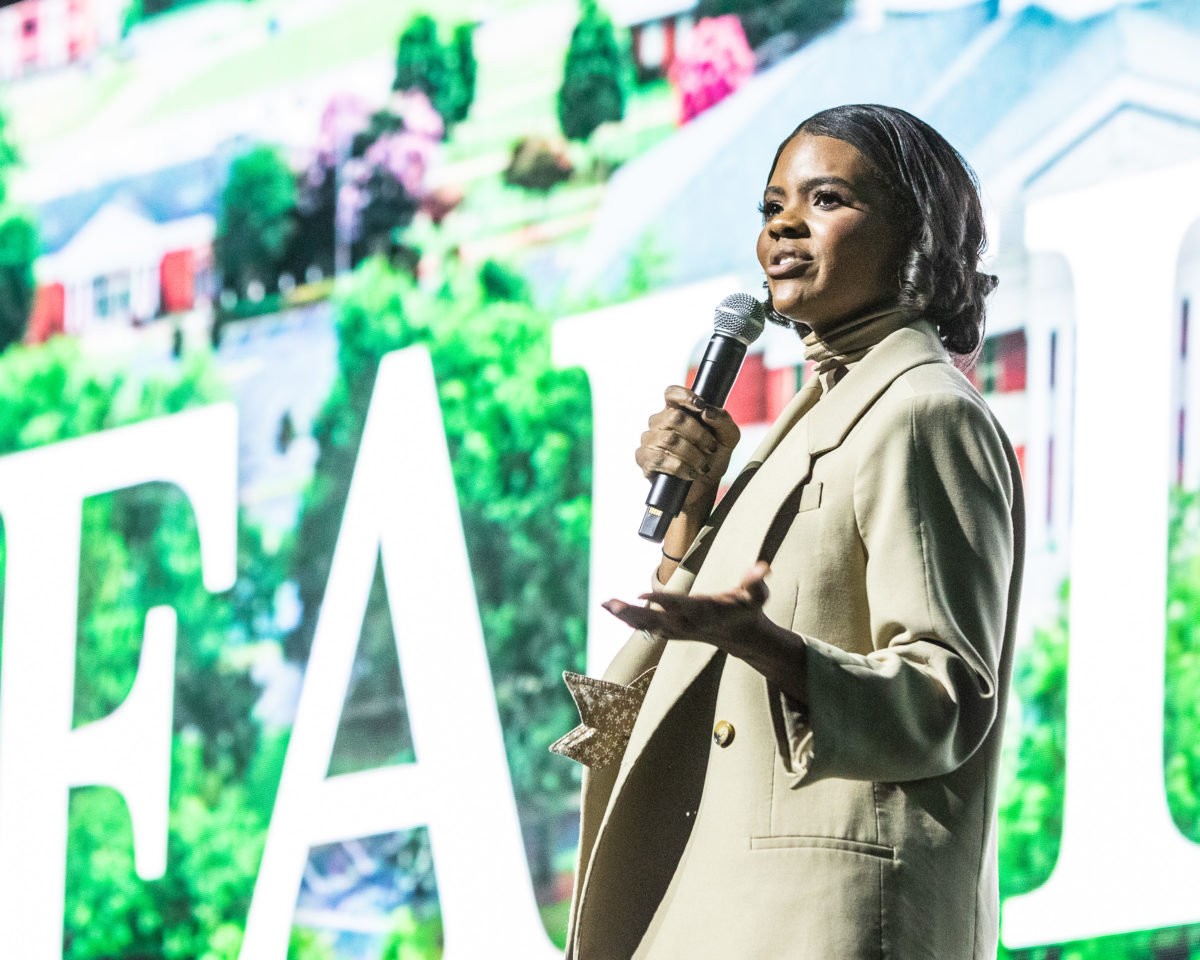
[602,598,664,633]
[636,386,739,482]
[647,402,721,453]
[635,591,698,611]
[635,430,714,481]
[699,403,742,450]
[662,385,741,451]
[606,595,705,642]
[638,564,770,612]
[736,562,771,606]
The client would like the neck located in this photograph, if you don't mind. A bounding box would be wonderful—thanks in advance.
[802,304,915,392]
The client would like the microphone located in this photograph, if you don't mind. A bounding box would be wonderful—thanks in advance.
[638,293,766,542]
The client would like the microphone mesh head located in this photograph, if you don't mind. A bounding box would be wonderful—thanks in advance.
[713,293,766,346]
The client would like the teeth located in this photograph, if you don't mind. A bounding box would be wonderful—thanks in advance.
[778,255,797,265]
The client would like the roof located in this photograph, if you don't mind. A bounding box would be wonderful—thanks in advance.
[605,0,698,27]
[34,136,250,255]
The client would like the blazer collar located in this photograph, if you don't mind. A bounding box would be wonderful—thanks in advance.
[805,318,948,455]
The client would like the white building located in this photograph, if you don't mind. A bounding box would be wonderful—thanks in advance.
[0,0,126,80]
[34,196,214,337]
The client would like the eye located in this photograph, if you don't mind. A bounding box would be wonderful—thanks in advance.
[812,190,845,208]
[758,200,783,221]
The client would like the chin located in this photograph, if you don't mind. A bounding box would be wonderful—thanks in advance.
[766,304,812,336]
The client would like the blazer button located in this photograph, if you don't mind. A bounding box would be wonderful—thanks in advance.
[712,720,735,747]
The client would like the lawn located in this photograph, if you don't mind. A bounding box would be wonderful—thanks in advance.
[4,58,135,149]
[145,0,546,123]
[437,16,678,285]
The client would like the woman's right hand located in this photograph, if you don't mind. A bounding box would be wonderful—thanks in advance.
[637,386,741,576]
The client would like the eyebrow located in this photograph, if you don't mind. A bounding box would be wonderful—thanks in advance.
[763,176,858,198]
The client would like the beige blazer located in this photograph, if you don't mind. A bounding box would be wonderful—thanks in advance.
[566,320,1025,960]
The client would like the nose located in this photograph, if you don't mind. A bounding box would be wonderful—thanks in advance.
[767,203,807,239]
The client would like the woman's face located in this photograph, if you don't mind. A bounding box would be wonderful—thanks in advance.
[757,133,907,335]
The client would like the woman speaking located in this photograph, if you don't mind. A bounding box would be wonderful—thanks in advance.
[554,104,1024,960]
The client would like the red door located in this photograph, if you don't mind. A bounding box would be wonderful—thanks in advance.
[27,282,65,343]
[160,249,196,313]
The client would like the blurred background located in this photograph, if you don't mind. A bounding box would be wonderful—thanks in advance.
[0,0,1198,956]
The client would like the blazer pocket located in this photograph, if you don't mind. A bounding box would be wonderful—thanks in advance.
[750,834,895,861]
[797,481,823,513]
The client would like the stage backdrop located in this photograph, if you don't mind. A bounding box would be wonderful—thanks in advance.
[0,0,1199,957]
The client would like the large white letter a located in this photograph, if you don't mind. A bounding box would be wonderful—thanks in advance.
[241,346,558,959]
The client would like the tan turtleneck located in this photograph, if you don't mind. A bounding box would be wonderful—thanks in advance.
[802,305,916,394]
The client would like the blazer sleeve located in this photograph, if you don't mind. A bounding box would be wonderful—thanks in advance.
[778,388,1018,784]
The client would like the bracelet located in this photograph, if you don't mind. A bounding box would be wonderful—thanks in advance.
[661,549,683,563]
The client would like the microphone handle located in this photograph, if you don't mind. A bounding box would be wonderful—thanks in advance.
[639,334,748,542]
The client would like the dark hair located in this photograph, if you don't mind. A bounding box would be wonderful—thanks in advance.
[769,104,996,365]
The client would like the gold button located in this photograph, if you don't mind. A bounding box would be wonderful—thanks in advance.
[712,720,735,747]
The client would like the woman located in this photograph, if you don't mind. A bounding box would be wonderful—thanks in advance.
[557,104,1024,960]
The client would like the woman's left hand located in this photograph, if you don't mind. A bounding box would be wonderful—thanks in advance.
[602,562,809,703]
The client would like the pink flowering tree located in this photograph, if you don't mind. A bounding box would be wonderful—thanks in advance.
[299,89,446,271]
[668,15,756,125]
[350,90,443,255]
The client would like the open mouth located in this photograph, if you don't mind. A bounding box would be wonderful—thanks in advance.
[767,252,813,278]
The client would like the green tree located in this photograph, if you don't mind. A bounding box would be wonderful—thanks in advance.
[380,905,442,960]
[0,105,36,352]
[558,0,627,142]
[121,0,144,37]
[996,582,1066,906]
[393,15,476,135]
[1166,487,1200,839]
[0,212,37,351]
[216,145,297,298]
[450,23,477,125]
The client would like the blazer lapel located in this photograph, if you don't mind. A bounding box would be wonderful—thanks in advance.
[746,373,823,464]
